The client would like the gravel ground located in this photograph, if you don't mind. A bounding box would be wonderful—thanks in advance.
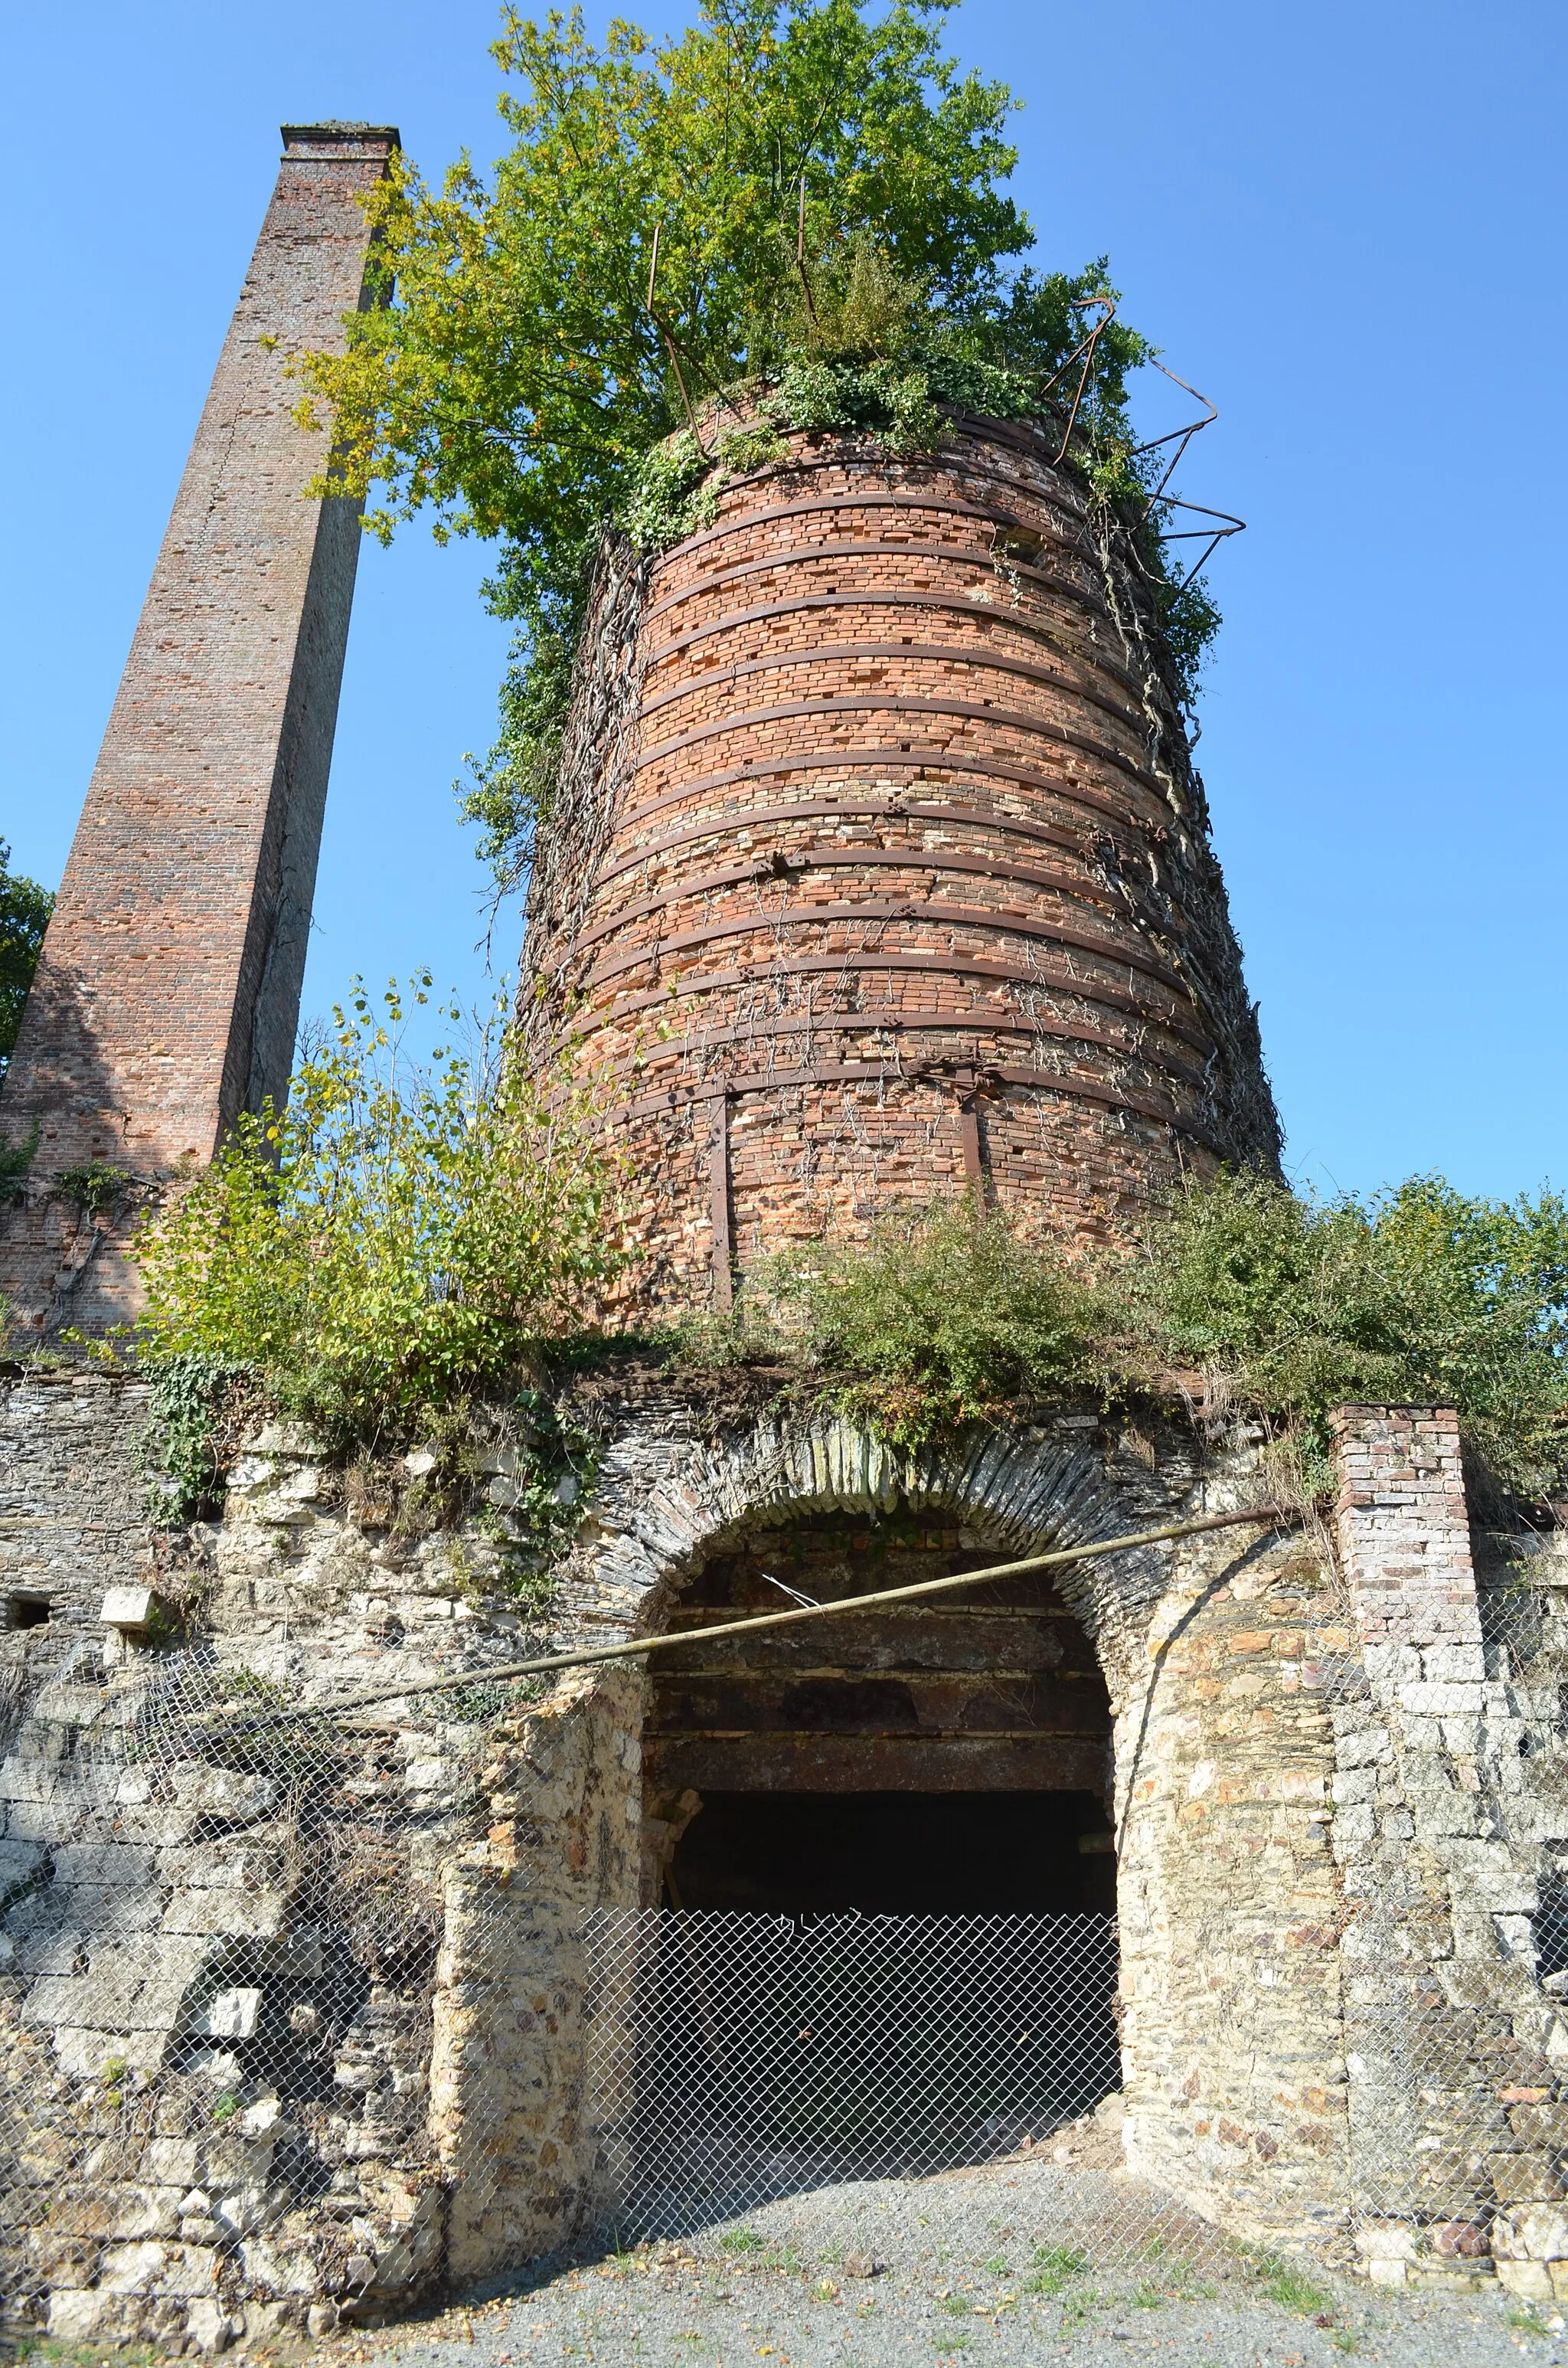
[359,2161,1560,2368]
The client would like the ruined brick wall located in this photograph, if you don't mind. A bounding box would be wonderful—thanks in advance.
[524,420,1279,1305]
[1329,1408,1568,2295]
[0,124,397,1339]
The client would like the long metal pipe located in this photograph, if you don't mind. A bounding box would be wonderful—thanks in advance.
[210,1501,1302,1729]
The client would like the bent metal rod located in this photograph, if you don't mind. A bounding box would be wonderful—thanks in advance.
[201,1502,1303,1731]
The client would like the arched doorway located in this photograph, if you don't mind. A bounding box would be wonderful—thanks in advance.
[644,1505,1117,1915]
[597,1498,1122,2226]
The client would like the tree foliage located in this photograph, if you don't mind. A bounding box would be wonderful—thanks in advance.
[297,0,1031,595]
[293,2,1191,904]
[0,839,54,1084]
[132,981,624,1442]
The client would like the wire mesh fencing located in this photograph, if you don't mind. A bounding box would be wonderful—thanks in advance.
[0,1644,459,2348]
[582,1909,1122,2236]
[0,1637,1553,2346]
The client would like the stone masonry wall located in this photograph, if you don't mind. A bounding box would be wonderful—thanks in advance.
[11,1380,1568,2343]
[1331,1408,1568,2294]
[0,1371,153,1632]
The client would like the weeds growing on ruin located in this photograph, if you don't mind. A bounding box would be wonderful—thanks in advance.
[132,977,626,1466]
[759,1199,1102,1448]
[723,1174,1568,1510]
[131,1108,1568,1542]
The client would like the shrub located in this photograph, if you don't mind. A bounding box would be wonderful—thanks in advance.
[756,1174,1568,1506]
[132,980,623,1445]
[765,1199,1102,1447]
[1122,1171,1568,1503]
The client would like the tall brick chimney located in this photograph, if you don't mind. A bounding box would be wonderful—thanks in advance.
[0,123,398,1336]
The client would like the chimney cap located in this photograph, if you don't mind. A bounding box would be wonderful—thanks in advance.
[280,122,401,155]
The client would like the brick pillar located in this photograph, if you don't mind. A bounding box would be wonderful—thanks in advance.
[1333,1405,1483,1677]
[1331,1407,1540,2288]
[0,122,397,1337]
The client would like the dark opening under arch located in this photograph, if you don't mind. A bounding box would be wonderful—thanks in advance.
[644,1506,1117,1917]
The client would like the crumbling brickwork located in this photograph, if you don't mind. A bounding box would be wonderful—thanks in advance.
[524,421,1280,1303]
[1331,1408,1568,2294]
[0,124,397,1339]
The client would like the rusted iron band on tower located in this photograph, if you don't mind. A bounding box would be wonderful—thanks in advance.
[521,416,1279,1303]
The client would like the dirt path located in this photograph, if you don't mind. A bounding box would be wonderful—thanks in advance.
[362,2161,1553,2368]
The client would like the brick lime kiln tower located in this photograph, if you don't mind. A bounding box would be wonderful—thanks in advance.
[520,416,1281,1301]
[9,161,1568,2345]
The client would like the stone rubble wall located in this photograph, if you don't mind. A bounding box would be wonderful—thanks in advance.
[0,1388,615,2351]
[0,1371,152,1630]
[6,1378,1568,2346]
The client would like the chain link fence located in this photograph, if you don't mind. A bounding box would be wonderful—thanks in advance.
[0,1640,1551,2343]
[583,1909,1120,2236]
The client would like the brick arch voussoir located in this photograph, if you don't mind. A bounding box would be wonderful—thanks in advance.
[578,1408,1180,1699]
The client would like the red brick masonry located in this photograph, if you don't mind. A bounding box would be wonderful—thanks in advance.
[537,421,1279,1302]
[0,125,397,1334]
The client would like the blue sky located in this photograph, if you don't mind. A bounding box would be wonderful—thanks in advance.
[3,0,1563,1202]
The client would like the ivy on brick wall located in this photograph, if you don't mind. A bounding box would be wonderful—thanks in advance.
[293,1,1204,911]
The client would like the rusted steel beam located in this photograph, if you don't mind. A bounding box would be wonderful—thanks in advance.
[709,1092,733,1311]
[658,1608,1088,1673]
[647,1673,1108,1735]
[956,1068,988,1195]
[583,896,1196,1003]
[635,692,1163,800]
[595,952,1211,1055]
[644,1734,1113,1793]
[644,607,1145,736]
[615,744,1164,840]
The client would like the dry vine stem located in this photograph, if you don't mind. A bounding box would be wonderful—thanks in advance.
[213,1501,1302,1732]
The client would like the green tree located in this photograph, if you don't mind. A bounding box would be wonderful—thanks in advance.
[0,839,54,1084]
[297,0,1031,590]
[293,3,1168,901]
